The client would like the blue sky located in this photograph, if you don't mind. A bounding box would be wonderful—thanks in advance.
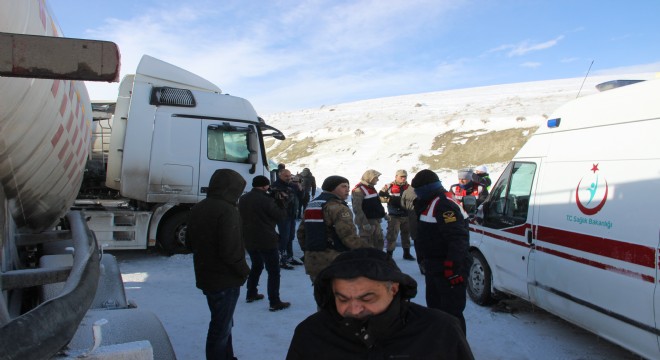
[52,0,660,114]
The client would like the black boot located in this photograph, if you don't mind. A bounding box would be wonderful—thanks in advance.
[386,250,393,260]
[403,248,416,261]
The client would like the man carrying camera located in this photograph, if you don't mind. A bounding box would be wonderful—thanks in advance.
[271,169,303,269]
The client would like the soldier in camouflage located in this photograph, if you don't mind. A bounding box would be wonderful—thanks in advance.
[297,175,369,281]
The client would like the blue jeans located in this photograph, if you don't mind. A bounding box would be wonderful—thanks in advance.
[203,287,240,360]
[247,248,281,305]
[277,217,296,258]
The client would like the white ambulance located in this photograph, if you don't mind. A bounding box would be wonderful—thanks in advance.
[467,78,660,359]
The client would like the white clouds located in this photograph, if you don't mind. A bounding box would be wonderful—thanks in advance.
[521,62,542,68]
[490,35,565,57]
[65,0,660,114]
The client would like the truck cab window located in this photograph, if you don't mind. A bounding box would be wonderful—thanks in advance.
[207,126,250,163]
[483,162,536,229]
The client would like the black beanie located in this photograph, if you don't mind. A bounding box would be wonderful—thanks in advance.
[411,169,439,188]
[313,248,418,309]
[322,175,349,192]
[252,175,270,187]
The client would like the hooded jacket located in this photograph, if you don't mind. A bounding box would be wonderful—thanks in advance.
[287,248,474,360]
[187,169,250,291]
[352,170,385,225]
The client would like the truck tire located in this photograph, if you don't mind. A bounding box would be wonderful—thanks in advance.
[467,250,495,305]
[158,211,190,255]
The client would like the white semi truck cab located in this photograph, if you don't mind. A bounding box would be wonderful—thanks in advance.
[78,55,285,254]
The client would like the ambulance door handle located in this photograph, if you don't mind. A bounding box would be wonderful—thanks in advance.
[526,228,533,245]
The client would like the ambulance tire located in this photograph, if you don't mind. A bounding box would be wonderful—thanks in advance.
[467,250,495,305]
[157,211,191,256]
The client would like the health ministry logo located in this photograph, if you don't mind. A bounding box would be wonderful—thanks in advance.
[575,163,608,215]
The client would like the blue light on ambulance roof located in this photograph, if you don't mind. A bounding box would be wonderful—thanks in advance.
[547,118,561,128]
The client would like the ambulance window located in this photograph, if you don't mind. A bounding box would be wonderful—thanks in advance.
[483,162,536,228]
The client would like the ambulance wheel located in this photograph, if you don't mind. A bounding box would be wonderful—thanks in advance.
[467,251,495,305]
[158,211,190,255]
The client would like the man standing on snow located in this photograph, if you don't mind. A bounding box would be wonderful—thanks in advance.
[351,169,386,249]
[297,175,369,281]
[186,169,250,360]
[271,169,303,269]
[411,169,471,334]
[286,248,474,359]
[239,175,291,312]
[379,169,415,261]
[299,167,317,213]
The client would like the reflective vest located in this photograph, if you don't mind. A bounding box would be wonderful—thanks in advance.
[302,192,347,252]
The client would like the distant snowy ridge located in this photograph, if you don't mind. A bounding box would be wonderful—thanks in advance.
[265,72,658,185]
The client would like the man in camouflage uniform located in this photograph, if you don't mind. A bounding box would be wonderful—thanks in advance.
[351,169,386,249]
[297,175,369,281]
[379,169,415,261]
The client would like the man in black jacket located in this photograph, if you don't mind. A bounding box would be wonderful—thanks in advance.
[239,175,291,312]
[186,168,250,360]
[412,169,471,334]
[286,248,474,360]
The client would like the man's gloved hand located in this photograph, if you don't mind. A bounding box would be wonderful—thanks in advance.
[443,260,464,287]
[362,224,373,232]
[378,190,390,198]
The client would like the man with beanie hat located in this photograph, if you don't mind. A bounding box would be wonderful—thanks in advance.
[449,168,489,215]
[286,248,474,359]
[352,169,386,249]
[239,176,291,311]
[297,176,369,281]
[379,169,415,261]
[411,169,471,333]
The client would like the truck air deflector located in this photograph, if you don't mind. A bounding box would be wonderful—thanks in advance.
[150,86,196,107]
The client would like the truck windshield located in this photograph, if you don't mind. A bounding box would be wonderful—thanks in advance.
[207,126,250,163]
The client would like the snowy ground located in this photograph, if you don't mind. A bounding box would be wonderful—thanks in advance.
[113,228,641,360]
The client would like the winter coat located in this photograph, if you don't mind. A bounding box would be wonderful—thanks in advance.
[297,193,368,278]
[271,178,297,218]
[401,185,418,241]
[448,182,489,207]
[352,170,386,226]
[238,188,286,251]
[379,181,409,217]
[186,169,250,291]
[300,168,317,196]
[287,248,474,360]
[414,186,470,275]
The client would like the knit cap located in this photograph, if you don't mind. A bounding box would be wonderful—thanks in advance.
[457,168,473,180]
[252,175,270,187]
[322,175,349,192]
[411,169,440,188]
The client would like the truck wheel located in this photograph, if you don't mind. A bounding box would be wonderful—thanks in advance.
[467,251,495,305]
[158,211,190,255]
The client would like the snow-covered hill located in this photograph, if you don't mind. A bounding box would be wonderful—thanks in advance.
[265,72,657,185]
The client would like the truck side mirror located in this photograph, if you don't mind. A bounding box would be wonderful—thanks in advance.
[248,126,259,173]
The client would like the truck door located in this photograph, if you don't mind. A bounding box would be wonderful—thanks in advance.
[474,161,538,300]
[198,120,260,198]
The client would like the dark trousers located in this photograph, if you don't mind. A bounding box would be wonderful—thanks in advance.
[277,217,296,258]
[246,248,281,305]
[203,287,240,360]
[423,264,467,334]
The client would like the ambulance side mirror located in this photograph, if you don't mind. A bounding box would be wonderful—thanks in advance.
[463,195,478,216]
